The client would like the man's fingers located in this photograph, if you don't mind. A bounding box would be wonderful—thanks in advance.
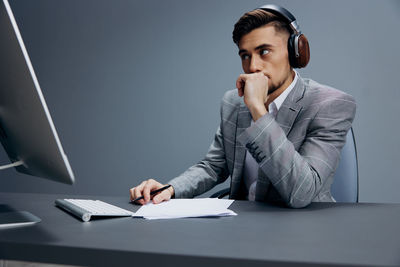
[142,184,153,204]
[236,76,243,90]
[132,188,145,205]
[130,181,145,200]
[133,187,145,205]
[142,179,162,203]
[236,75,247,97]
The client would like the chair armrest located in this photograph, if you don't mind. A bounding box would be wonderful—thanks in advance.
[210,188,230,199]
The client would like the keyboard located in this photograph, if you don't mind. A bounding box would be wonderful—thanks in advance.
[55,199,134,222]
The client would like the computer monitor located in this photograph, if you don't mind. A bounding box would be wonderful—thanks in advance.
[0,0,75,228]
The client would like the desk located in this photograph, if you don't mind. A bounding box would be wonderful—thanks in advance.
[0,192,400,266]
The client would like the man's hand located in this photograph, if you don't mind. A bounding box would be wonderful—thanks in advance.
[129,179,174,205]
[236,72,268,121]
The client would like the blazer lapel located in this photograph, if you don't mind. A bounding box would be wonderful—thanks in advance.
[275,76,306,136]
[229,102,251,199]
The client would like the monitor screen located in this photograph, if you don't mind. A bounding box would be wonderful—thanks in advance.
[0,0,74,184]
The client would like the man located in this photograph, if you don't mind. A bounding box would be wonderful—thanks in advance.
[129,5,356,208]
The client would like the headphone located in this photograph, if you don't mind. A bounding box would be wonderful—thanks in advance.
[257,4,310,68]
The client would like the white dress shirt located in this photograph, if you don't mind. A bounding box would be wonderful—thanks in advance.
[243,71,298,201]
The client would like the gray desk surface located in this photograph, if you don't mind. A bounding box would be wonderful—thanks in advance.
[0,192,400,267]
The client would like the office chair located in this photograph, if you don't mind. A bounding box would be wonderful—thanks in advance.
[210,128,359,203]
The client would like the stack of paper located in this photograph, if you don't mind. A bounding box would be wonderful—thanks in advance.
[133,198,237,220]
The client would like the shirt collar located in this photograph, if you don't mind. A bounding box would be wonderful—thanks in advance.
[268,70,298,112]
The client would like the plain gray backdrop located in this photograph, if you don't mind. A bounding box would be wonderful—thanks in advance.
[1,0,399,203]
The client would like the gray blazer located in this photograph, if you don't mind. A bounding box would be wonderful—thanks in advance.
[169,75,356,208]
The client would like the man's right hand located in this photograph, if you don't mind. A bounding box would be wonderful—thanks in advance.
[236,72,268,121]
[129,179,174,205]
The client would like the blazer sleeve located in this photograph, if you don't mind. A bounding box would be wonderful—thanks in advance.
[237,92,356,208]
[168,104,231,198]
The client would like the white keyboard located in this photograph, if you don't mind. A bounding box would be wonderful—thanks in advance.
[55,199,134,222]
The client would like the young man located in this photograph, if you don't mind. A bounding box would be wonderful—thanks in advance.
[130,5,356,208]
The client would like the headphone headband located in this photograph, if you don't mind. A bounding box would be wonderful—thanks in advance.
[257,4,301,34]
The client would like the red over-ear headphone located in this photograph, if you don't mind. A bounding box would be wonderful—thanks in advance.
[258,4,310,68]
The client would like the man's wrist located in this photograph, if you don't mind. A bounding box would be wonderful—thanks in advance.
[249,104,268,121]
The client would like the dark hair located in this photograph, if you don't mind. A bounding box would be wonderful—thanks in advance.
[232,9,291,45]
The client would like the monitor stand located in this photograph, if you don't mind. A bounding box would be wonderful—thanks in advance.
[0,160,41,229]
[0,211,41,229]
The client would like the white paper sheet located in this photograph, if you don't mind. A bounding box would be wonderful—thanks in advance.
[133,198,237,220]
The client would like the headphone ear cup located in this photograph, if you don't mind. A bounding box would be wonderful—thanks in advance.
[296,34,310,68]
[288,34,310,68]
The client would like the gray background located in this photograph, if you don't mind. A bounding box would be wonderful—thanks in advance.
[0,0,399,203]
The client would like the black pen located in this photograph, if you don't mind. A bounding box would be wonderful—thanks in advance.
[131,184,172,203]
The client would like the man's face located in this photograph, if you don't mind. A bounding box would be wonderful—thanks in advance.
[238,24,293,94]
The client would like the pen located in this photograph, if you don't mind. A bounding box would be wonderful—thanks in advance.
[131,184,172,203]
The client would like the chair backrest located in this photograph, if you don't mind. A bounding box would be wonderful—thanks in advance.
[330,128,359,203]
